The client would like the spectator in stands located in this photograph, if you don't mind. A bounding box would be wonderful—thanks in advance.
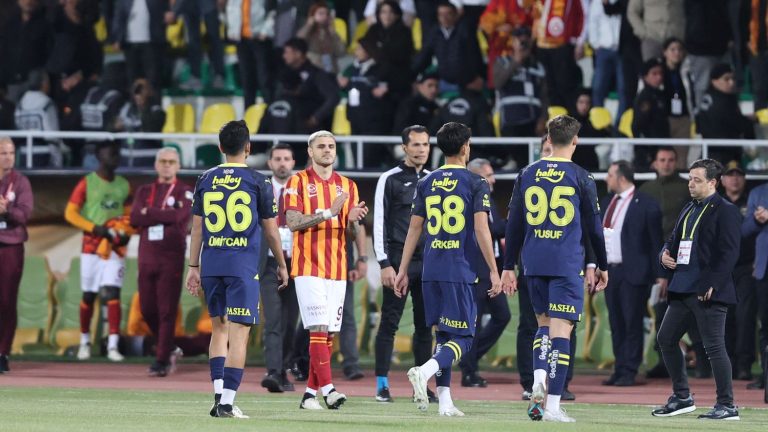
[493,25,546,169]
[413,1,484,93]
[258,71,303,164]
[0,0,53,103]
[338,38,393,167]
[626,0,684,61]
[46,0,103,105]
[602,0,642,120]
[430,76,494,138]
[632,57,669,168]
[281,38,340,133]
[297,1,347,75]
[532,0,585,108]
[115,79,166,167]
[111,0,168,90]
[260,144,299,393]
[721,163,759,382]
[684,0,731,111]
[273,0,310,61]
[750,1,768,112]
[391,71,439,134]
[362,1,415,100]
[588,0,626,117]
[130,148,192,377]
[662,38,693,138]
[696,63,755,164]
[0,86,14,130]
[167,0,225,90]
[570,90,602,171]
[0,137,34,374]
[226,0,276,107]
[365,0,415,26]
[14,69,64,167]
[450,0,489,35]
[479,0,532,87]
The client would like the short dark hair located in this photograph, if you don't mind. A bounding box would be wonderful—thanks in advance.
[654,146,678,160]
[284,38,308,55]
[546,115,581,147]
[437,1,458,12]
[689,158,724,184]
[268,143,294,159]
[377,0,403,19]
[436,122,471,157]
[611,160,635,183]
[401,125,429,145]
[663,36,684,51]
[219,120,250,156]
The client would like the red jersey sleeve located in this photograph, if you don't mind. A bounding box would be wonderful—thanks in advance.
[68,178,88,206]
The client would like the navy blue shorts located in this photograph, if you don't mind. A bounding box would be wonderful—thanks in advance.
[527,275,584,322]
[202,276,260,325]
[422,281,477,336]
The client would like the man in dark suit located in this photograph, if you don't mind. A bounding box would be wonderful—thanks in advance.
[111,0,169,89]
[601,160,663,386]
[652,159,741,420]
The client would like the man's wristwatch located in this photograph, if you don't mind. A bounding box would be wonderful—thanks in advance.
[357,256,368,263]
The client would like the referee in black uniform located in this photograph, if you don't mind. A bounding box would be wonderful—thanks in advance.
[652,159,741,420]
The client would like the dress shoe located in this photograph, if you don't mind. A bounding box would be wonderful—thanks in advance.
[561,389,576,401]
[344,367,365,380]
[461,373,487,387]
[261,373,283,393]
[614,376,637,387]
[290,366,307,382]
[747,378,765,390]
[646,363,670,379]
[736,370,753,381]
[280,373,295,392]
[602,374,618,386]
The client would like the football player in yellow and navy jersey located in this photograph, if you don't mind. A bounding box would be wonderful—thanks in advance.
[502,116,609,423]
[186,120,289,419]
[395,122,503,416]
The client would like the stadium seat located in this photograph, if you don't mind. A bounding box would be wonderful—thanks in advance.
[350,21,369,53]
[335,18,349,46]
[244,103,268,133]
[618,109,634,138]
[166,19,186,49]
[196,144,223,168]
[477,30,489,58]
[94,17,108,43]
[12,256,55,354]
[412,18,422,51]
[332,104,352,136]
[589,107,613,130]
[121,258,139,332]
[199,103,236,134]
[756,108,768,124]
[547,105,568,120]
[585,292,614,367]
[126,293,185,337]
[493,110,501,137]
[162,104,195,133]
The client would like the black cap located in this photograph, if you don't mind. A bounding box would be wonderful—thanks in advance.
[641,58,664,76]
[710,63,734,81]
[512,26,532,37]
[417,70,439,83]
[723,160,745,176]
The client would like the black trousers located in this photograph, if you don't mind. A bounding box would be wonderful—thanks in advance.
[261,257,299,375]
[339,280,361,373]
[755,276,768,366]
[182,8,225,78]
[752,51,768,111]
[537,44,580,108]
[517,275,576,391]
[725,264,758,374]
[605,263,650,379]
[124,42,165,90]
[658,292,733,405]
[459,279,511,376]
[374,260,433,377]
[237,38,274,107]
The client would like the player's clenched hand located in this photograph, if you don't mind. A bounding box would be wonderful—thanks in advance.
[277,265,289,290]
[186,267,201,297]
[488,272,503,298]
[594,269,609,292]
[348,201,368,223]
[394,271,409,298]
[661,249,676,270]
[330,192,349,216]
[501,269,517,295]
[585,267,596,293]
[380,266,396,289]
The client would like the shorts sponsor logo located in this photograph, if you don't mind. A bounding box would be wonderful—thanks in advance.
[439,316,468,329]
[549,302,576,314]
[212,174,242,191]
[208,236,248,247]
[227,307,252,316]
[430,239,460,249]
[306,304,327,318]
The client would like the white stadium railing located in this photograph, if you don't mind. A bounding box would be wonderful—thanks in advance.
[1,130,766,180]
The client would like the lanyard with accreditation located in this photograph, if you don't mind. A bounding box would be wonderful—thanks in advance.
[676,203,707,265]
[147,181,176,241]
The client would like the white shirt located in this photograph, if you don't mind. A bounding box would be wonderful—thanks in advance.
[269,176,292,257]
[604,185,635,265]
[127,0,151,43]
[364,0,416,20]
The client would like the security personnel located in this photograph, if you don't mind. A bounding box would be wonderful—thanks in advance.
[653,159,740,420]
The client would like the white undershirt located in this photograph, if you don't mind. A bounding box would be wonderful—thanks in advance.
[604,185,635,265]
[127,0,151,43]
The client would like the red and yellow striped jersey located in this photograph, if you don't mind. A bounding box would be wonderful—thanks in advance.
[283,167,359,281]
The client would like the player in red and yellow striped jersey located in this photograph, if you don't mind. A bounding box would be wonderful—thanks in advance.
[283,131,368,410]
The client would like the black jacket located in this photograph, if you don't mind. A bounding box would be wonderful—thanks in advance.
[696,86,755,139]
[684,0,731,56]
[342,60,392,135]
[373,162,429,268]
[392,93,438,134]
[289,60,339,132]
[112,0,169,44]
[660,193,740,304]
[363,21,414,97]
[46,7,103,78]
[632,86,670,138]
[0,6,52,86]
[472,197,506,282]
[430,89,495,137]
[413,20,483,87]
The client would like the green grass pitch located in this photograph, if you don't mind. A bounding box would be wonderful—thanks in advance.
[2,387,767,432]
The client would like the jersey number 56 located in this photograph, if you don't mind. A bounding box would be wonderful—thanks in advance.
[203,191,253,233]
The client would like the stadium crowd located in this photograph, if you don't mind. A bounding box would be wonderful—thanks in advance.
[1,0,767,170]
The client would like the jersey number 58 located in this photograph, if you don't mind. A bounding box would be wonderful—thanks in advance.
[203,191,253,233]
[425,195,466,235]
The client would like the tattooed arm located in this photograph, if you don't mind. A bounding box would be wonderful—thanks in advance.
[286,210,327,232]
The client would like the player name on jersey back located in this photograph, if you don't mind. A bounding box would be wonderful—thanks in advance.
[412,165,491,283]
[192,164,276,278]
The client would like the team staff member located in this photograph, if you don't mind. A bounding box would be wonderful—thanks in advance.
[130,148,192,377]
[0,137,34,373]
[653,159,741,420]
[65,142,133,362]
[284,130,368,410]
[260,143,300,393]
[373,125,435,403]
